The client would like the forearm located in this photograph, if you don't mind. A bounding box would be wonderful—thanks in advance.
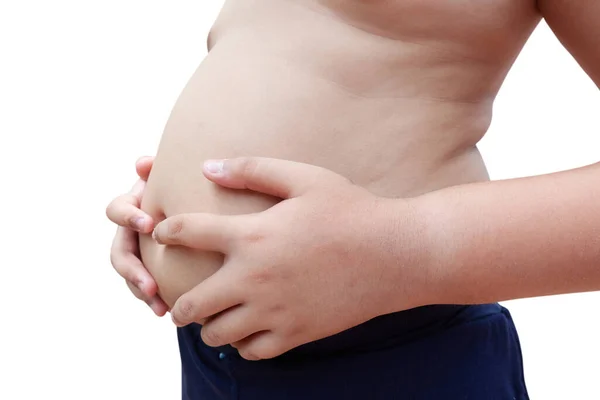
[405,162,600,306]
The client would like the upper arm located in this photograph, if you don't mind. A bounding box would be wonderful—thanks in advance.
[538,0,600,87]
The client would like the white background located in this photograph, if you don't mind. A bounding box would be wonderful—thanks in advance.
[1,1,599,399]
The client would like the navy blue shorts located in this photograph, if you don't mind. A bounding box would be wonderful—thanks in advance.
[178,303,529,399]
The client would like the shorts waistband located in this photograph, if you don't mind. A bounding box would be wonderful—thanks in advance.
[186,303,503,360]
[281,303,502,358]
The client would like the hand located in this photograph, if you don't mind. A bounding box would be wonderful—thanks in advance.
[153,158,425,360]
[106,156,169,316]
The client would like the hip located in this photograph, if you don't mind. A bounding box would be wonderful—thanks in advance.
[178,303,529,399]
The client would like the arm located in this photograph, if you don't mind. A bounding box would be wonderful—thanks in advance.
[150,155,600,359]
[408,163,600,306]
[538,0,600,87]
[399,1,600,306]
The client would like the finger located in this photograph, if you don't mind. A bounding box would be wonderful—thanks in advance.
[126,281,169,316]
[146,295,169,316]
[202,157,346,199]
[129,179,146,198]
[106,188,153,232]
[199,305,262,347]
[234,331,287,361]
[152,213,245,252]
[135,156,155,181]
[126,280,147,301]
[170,269,243,327]
[110,227,157,296]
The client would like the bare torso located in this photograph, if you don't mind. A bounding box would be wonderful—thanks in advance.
[139,0,541,308]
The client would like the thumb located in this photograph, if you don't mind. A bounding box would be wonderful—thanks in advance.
[202,157,345,199]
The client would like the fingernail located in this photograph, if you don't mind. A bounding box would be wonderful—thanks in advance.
[204,159,224,174]
[131,217,146,231]
[171,313,182,327]
[152,227,165,244]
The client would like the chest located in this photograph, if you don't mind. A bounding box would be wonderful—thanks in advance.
[315,0,540,58]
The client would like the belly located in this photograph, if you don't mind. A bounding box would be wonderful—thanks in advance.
[138,24,493,309]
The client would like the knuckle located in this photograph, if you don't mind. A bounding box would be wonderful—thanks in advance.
[245,268,273,285]
[123,193,138,205]
[106,195,139,225]
[238,157,260,181]
[267,302,285,316]
[240,221,265,244]
[118,193,137,207]
[105,202,115,220]
[105,198,122,221]
[123,214,140,230]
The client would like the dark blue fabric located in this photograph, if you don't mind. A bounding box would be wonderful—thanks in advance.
[178,303,529,399]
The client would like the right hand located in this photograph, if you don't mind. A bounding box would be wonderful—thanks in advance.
[106,156,168,316]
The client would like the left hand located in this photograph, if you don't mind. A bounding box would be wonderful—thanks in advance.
[106,156,169,316]
[153,158,426,360]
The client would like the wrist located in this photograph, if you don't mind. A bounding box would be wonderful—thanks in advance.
[371,195,445,315]
[409,192,455,305]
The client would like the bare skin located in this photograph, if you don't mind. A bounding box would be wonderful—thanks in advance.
[137,0,541,307]
[105,0,600,361]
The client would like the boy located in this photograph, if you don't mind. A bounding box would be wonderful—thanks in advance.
[107,1,600,398]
